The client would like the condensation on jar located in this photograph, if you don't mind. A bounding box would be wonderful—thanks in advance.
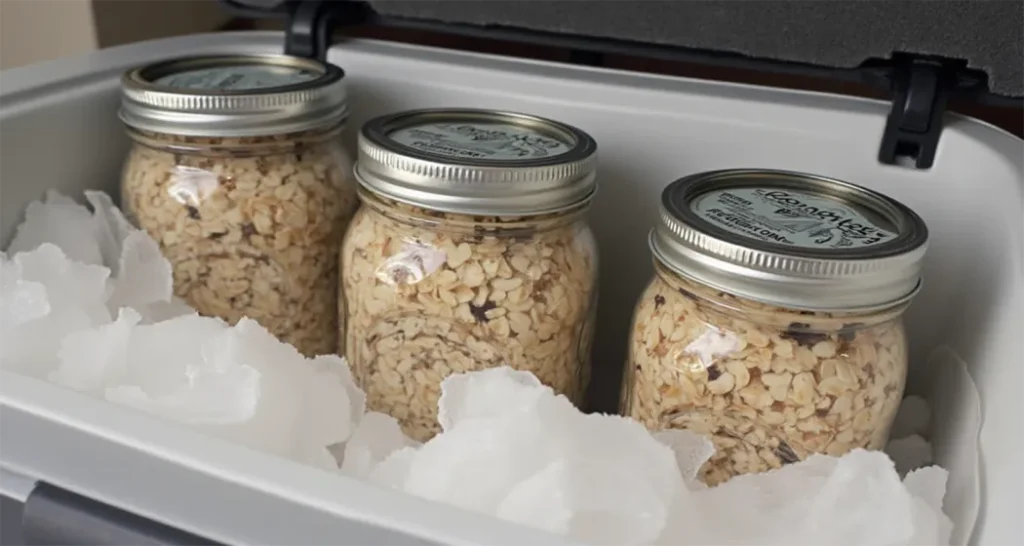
[118,54,359,357]
[341,108,600,441]
[621,169,929,486]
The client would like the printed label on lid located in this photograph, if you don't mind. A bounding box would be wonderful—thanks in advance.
[154,65,319,91]
[691,187,898,249]
[388,122,573,161]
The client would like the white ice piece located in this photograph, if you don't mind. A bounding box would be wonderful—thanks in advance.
[342,412,412,479]
[6,190,104,266]
[658,449,951,546]
[890,395,932,439]
[436,366,545,431]
[903,466,954,546]
[0,244,111,377]
[390,367,683,545]
[4,190,187,323]
[0,254,49,329]
[653,429,715,489]
[50,307,142,392]
[887,434,935,477]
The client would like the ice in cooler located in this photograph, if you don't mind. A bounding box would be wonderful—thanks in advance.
[0,190,955,545]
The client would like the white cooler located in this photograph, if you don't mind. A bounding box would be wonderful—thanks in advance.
[0,7,1021,545]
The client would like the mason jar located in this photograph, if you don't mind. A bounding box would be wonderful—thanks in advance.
[119,54,359,357]
[341,109,599,441]
[622,169,929,485]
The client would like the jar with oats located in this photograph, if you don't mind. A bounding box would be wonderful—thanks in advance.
[341,109,599,441]
[119,54,359,357]
[622,169,929,486]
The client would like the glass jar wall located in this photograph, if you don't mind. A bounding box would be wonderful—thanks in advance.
[121,128,357,356]
[118,54,356,357]
[340,108,600,441]
[621,169,929,485]
[623,262,909,486]
[342,192,597,441]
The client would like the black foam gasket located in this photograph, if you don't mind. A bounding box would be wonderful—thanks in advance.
[367,0,1023,99]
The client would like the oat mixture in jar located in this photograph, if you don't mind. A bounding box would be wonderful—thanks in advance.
[119,55,358,357]
[341,109,599,441]
[621,169,929,485]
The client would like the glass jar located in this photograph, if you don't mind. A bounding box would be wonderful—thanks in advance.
[622,169,929,486]
[119,55,358,357]
[341,109,600,441]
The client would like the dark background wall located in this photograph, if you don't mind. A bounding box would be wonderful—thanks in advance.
[228,17,1024,139]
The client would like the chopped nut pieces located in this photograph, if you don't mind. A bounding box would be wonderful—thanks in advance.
[122,131,359,357]
[341,193,597,441]
[623,264,907,486]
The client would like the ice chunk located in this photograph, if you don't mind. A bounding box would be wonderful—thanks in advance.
[0,244,111,377]
[136,297,195,324]
[659,449,943,546]
[101,317,285,452]
[5,190,188,322]
[119,313,227,396]
[295,355,368,468]
[904,467,954,545]
[32,306,365,467]
[105,363,259,425]
[654,429,715,489]
[495,419,679,545]
[106,231,175,317]
[436,366,544,431]
[103,313,262,425]
[84,191,136,268]
[392,368,681,545]
[176,318,302,454]
[887,434,934,477]
[15,244,111,323]
[6,190,103,266]
[342,412,411,479]
[0,256,49,329]
[890,395,931,439]
[50,307,141,392]
[89,192,184,321]
[368,446,419,489]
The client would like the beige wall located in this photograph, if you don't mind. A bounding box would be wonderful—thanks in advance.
[0,0,230,70]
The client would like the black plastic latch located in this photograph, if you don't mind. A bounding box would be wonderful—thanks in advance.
[284,0,370,61]
[22,483,219,545]
[878,57,983,170]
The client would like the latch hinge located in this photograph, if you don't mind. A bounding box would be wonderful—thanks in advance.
[283,0,370,61]
[877,55,986,170]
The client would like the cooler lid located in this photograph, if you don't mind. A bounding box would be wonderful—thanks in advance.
[219,0,1023,169]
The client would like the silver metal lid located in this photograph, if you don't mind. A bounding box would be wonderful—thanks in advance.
[120,54,347,137]
[354,109,598,215]
[651,169,929,311]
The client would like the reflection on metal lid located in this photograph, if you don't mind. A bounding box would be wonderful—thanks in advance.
[354,108,598,216]
[651,169,929,311]
[120,54,347,137]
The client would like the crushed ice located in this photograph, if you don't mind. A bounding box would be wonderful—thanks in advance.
[1,191,954,545]
[1,191,361,467]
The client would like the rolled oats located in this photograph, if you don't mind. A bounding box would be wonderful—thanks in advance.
[341,193,597,441]
[623,265,908,485]
[623,169,928,485]
[342,108,601,441]
[122,130,358,357]
[118,54,356,357]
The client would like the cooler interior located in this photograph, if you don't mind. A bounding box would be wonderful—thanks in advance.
[1,31,1021,545]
